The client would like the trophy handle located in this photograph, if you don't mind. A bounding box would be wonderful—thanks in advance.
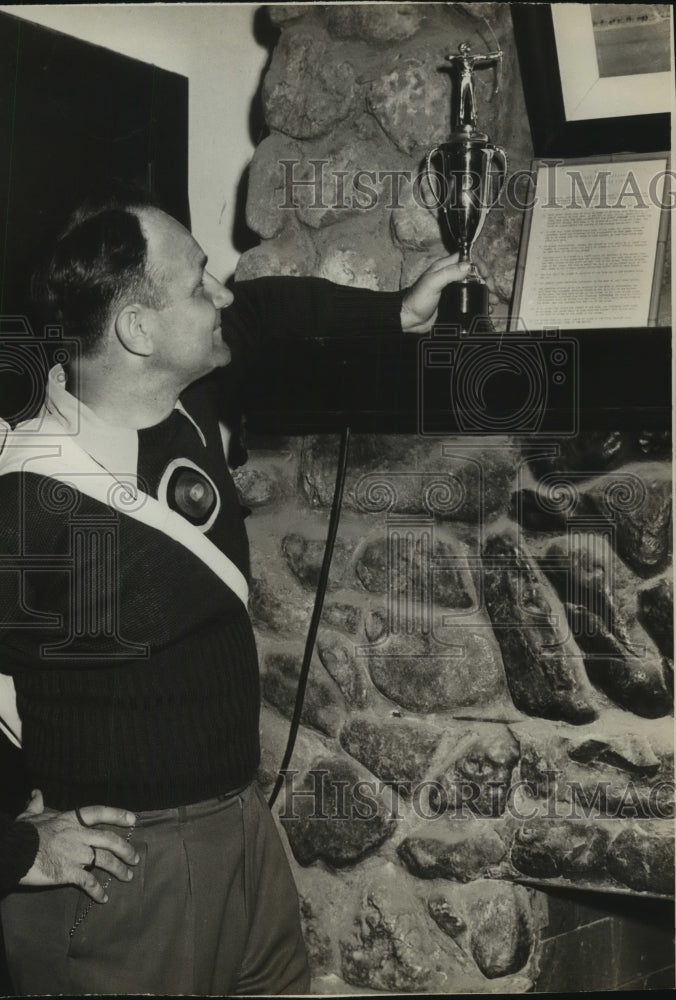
[425,146,446,208]
[484,144,508,209]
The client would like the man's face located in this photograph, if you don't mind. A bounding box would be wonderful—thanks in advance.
[137,208,234,385]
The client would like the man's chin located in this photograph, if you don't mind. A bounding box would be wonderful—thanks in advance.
[212,329,231,367]
[182,345,232,390]
[214,344,232,368]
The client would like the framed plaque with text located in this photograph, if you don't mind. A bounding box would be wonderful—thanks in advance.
[510,153,670,330]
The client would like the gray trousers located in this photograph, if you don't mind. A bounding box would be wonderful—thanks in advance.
[1,782,310,995]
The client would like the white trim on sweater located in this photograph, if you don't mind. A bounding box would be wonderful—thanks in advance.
[0,412,250,749]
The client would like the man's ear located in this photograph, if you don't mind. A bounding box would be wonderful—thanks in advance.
[114,304,154,357]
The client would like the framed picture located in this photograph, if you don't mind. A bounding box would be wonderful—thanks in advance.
[510,153,670,330]
[511,4,671,156]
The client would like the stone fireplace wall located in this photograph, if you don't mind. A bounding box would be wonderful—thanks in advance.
[232,4,674,993]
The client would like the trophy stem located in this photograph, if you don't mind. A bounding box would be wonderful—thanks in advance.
[436,278,491,332]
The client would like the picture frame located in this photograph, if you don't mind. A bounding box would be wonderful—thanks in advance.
[510,152,670,330]
[510,4,671,157]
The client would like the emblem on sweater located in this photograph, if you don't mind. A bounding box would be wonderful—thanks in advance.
[158,457,221,532]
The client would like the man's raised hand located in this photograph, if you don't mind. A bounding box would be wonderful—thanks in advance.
[400,254,471,333]
[17,789,139,903]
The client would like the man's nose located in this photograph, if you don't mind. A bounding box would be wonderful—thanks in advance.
[205,272,234,309]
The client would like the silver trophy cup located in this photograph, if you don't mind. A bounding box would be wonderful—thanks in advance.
[427,42,507,328]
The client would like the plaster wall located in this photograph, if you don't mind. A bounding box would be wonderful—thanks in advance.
[0,2,267,281]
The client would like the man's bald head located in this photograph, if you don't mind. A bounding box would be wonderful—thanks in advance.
[36,194,168,356]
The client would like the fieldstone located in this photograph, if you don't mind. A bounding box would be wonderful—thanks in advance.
[606,824,675,895]
[293,128,401,231]
[542,533,618,636]
[510,486,591,532]
[340,889,432,992]
[367,57,450,154]
[325,4,424,43]
[638,578,674,660]
[321,601,361,634]
[398,824,507,882]
[582,463,672,578]
[281,532,351,590]
[527,432,634,478]
[317,631,370,708]
[354,534,473,608]
[299,896,333,974]
[249,577,311,634]
[565,603,671,718]
[364,607,388,643]
[390,200,441,250]
[510,821,610,879]
[637,430,672,458]
[262,652,346,737]
[465,881,533,979]
[299,434,518,522]
[245,133,302,239]
[427,895,465,938]
[528,432,671,479]
[338,865,479,992]
[231,465,276,506]
[339,715,441,791]
[516,737,564,800]
[268,4,308,25]
[352,538,390,593]
[350,465,470,517]
[234,222,317,280]
[281,756,396,867]
[542,533,671,717]
[315,239,402,291]
[567,734,660,775]
[470,212,522,305]
[515,731,674,820]
[443,445,520,522]
[263,26,356,139]
[367,629,505,713]
[482,531,599,725]
[432,728,520,818]
[563,765,673,820]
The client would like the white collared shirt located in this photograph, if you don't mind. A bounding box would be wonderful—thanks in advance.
[41,364,206,490]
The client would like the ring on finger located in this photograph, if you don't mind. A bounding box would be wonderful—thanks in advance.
[74,806,89,828]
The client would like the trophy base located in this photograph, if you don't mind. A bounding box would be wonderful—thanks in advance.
[436,277,493,332]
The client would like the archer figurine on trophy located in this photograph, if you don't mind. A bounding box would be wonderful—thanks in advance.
[427,42,507,329]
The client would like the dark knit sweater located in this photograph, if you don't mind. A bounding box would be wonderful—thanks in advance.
[0,277,404,815]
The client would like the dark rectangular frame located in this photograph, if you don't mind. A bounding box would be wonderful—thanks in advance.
[510,5,670,157]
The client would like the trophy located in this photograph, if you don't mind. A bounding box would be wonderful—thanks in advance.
[426,42,507,329]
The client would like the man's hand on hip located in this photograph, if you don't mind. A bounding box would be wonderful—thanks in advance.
[17,789,139,902]
[400,254,472,333]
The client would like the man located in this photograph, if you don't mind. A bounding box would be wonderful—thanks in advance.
[0,191,469,994]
